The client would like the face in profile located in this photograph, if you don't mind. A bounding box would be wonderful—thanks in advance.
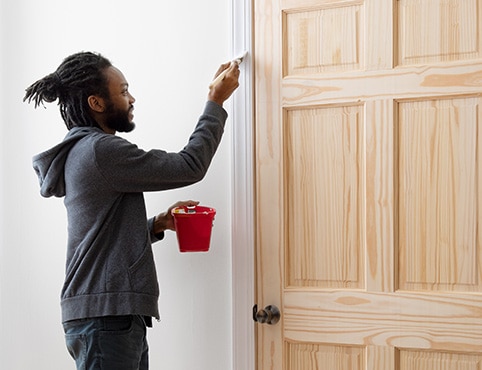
[103,66,136,133]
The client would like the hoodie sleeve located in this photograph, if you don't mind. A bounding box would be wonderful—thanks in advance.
[93,101,227,193]
[148,216,165,243]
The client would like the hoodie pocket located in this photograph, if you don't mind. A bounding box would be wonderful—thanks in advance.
[128,246,159,296]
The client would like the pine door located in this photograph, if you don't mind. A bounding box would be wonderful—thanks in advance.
[253,0,482,369]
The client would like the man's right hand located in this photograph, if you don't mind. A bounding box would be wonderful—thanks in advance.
[207,62,240,106]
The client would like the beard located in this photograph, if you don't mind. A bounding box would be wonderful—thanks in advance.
[104,101,135,133]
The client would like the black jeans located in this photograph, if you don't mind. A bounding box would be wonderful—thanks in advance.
[63,315,149,370]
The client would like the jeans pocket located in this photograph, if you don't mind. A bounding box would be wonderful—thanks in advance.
[102,315,134,333]
[65,333,87,368]
[98,316,146,369]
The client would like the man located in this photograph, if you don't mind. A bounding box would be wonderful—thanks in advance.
[24,51,240,370]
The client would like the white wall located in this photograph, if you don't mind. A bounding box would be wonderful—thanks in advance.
[0,1,234,369]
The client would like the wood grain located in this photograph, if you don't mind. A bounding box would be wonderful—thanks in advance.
[254,0,482,369]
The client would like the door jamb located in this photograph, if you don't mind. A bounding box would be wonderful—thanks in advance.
[231,0,255,369]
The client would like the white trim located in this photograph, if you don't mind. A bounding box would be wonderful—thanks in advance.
[231,0,255,369]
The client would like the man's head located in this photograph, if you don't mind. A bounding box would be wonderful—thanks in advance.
[87,65,136,134]
[24,51,136,133]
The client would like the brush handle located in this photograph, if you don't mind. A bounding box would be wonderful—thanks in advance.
[209,58,243,89]
[209,67,231,89]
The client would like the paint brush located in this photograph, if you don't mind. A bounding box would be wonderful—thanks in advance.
[209,51,248,89]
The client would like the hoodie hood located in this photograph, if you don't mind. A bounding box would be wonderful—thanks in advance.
[33,127,100,198]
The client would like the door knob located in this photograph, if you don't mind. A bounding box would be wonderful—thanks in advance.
[253,304,280,325]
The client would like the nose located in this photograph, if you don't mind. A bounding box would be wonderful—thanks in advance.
[129,92,136,104]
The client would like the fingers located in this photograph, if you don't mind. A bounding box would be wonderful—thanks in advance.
[214,62,232,79]
[208,62,241,105]
[215,61,241,85]
[168,200,199,212]
[209,61,240,89]
[227,61,240,79]
[157,200,200,232]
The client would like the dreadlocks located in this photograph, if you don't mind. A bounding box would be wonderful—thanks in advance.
[23,51,112,130]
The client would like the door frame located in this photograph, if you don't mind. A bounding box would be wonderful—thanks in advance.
[231,0,255,369]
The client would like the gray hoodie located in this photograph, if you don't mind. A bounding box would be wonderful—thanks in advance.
[33,101,227,322]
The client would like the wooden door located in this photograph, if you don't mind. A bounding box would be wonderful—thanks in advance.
[253,0,482,369]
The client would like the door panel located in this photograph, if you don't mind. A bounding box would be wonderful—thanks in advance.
[398,97,482,292]
[285,104,365,289]
[254,0,482,369]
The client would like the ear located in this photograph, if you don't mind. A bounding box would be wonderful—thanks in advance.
[87,95,106,113]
